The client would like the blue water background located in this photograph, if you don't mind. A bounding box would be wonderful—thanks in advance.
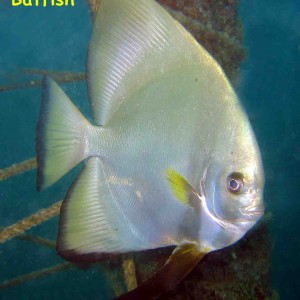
[0,2,116,299]
[239,1,300,298]
[0,0,299,299]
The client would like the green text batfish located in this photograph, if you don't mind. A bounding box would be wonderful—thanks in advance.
[36,0,265,298]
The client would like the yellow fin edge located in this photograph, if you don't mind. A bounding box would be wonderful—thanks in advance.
[166,168,192,205]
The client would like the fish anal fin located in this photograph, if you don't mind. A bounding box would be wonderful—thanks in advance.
[57,157,139,263]
[116,243,208,300]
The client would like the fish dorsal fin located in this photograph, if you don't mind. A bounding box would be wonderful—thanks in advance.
[87,0,202,125]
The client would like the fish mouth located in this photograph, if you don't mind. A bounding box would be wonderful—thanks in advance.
[240,205,265,218]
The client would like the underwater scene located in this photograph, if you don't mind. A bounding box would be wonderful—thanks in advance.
[0,0,299,299]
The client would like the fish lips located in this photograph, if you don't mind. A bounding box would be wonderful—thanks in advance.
[240,203,265,220]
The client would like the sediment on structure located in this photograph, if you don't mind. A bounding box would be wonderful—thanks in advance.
[0,157,37,181]
[0,70,85,92]
[0,263,74,290]
[0,201,62,244]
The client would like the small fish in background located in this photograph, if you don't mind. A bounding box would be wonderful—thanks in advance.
[36,0,265,299]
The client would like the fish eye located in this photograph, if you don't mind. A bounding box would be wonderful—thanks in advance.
[226,172,244,194]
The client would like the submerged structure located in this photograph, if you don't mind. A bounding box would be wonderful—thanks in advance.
[0,1,273,299]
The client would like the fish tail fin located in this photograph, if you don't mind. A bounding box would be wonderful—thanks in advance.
[36,76,91,191]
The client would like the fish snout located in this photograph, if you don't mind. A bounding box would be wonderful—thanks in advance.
[240,202,265,219]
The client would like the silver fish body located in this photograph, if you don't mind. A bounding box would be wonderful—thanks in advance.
[85,62,264,252]
[36,0,264,295]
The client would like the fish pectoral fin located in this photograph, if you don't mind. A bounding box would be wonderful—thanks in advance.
[166,168,201,211]
[116,243,208,300]
[57,157,135,262]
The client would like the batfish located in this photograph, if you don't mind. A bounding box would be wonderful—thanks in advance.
[36,0,265,298]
